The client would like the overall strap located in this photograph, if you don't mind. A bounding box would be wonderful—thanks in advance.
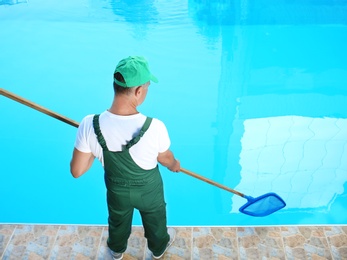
[126,117,153,150]
[92,114,109,151]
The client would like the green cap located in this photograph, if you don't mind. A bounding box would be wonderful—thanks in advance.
[114,56,158,88]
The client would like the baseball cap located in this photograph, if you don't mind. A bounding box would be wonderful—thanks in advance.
[114,56,158,88]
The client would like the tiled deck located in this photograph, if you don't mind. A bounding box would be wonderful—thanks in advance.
[1,225,346,259]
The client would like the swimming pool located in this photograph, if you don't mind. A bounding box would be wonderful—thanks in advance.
[1,0,347,226]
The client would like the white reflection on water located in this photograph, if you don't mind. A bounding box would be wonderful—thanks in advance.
[231,115,347,213]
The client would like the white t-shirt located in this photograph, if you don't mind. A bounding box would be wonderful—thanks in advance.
[74,111,171,170]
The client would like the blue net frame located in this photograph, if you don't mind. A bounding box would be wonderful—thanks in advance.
[239,192,286,217]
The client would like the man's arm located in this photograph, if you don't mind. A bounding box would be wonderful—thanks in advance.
[157,149,180,172]
[70,148,95,178]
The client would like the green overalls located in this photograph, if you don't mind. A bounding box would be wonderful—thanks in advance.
[93,115,170,255]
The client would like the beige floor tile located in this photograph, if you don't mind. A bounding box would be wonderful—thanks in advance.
[0,225,17,259]
[50,225,103,260]
[2,225,59,260]
[281,226,332,260]
[98,226,147,260]
[325,226,347,260]
[193,227,238,260]
[160,227,192,260]
[238,226,285,260]
[1,224,347,260]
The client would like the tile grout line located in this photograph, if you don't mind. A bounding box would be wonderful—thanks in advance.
[279,227,288,260]
[0,224,17,259]
[323,226,335,259]
[96,226,105,259]
[190,226,193,260]
[47,225,61,259]
[137,226,145,260]
[235,227,240,260]
[144,226,152,260]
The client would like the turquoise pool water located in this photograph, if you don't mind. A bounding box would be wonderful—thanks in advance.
[1,0,347,226]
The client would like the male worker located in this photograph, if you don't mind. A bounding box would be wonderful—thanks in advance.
[70,56,180,260]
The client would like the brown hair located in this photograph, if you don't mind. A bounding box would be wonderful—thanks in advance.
[113,72,133,95]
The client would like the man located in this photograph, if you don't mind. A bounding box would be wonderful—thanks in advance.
[70,56,180,260]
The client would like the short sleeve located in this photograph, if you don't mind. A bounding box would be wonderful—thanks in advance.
[74,115,94,153]
[155,119,171,153]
